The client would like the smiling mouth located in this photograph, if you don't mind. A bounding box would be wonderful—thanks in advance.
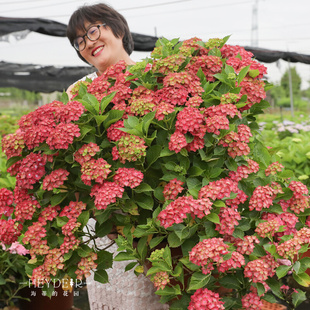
[92,46,104,56]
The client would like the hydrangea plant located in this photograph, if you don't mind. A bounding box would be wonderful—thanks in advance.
[1,36,310,309]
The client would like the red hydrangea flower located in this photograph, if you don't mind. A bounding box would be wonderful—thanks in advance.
[204,103,241,119]
[16,153,46,189]
[59,201,87,220]
[152,54,187,75]
[46,123,80,149]
[90,182,124,210]
[221,44,253,60]
[229,159,259,182]
[81,158,111,185]
[106,120,126,142]
[244,259,269,283]
[113,167,144,188]
[151,271,170,290]
[168,131,187,153]
[158,196,212,228]
[75,252,97,280]
[188,288,225,310]
[113,134,147,163]
[255,219,281,238]
[241,292,263,310]
[276,238,301,259]
[42,168,70,191]
[175,106,205,137]
[154,102,175,120]
[186,55,223,82]
[14,195,41,222]
[217,251,245,273]
[54,100,85,123]
[215,207,241,235]
[238,77,266,111]
[205,115,229,135]
[128,95,156,116]
[1,129,25,159]
[74,142,100,165]
[189,238,229,269]
[39,205,60,222]
[87,75,111,101]
[186,136,205,152]
[198,178,238,201]
[288,180,309,198]
[0,219,23,245]
[234,235,260,255]
[249,185,276,211]
[0,188,14,216]
[163,178,184,201]
[155,86,188,107]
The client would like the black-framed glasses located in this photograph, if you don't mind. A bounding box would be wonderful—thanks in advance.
[73,23,106,52]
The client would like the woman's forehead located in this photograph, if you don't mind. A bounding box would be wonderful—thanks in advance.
[75,20,99,36]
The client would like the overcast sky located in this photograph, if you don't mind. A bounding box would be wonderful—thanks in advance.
[1,0,310,89]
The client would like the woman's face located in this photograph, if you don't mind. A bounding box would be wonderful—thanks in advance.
[77,21,126,75]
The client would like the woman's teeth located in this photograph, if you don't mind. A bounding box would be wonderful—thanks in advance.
[93,46,104,56]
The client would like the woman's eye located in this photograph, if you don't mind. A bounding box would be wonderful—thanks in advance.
[89,28,98,36]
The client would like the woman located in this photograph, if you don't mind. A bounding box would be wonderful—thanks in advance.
[66,3,135,97]
[66,4,168,310]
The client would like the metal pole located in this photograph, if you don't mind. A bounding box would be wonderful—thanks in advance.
[287,59,294,117]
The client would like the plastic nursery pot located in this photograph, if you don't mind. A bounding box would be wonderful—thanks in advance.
[18,285,73,310]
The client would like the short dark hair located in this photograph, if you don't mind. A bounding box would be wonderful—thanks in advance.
[67,3,134,64]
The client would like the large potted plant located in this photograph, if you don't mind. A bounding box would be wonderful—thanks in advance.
[1,36,310,310]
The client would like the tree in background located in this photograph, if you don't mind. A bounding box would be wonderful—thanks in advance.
[280,66,301,97]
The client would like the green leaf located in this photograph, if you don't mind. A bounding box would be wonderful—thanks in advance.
[125,115,139,128]
[206,213,220,224]
[135,193,154,210]
[0,274,5,285]
[187,272,211,291]
[249,69,260,78]
[168,232,183,248]
[94,115,107,127]
[266,278,282,298]
[125,262,138,271]
[103,110,124,129]
[50,192,68,207]
[94,208,112,225]
[219,274,242,290]
[6,155,21,169]
[255,282,266,296]
[95,221,113,238]
[169,294,191,310]
[142,111,156,134]
[237,65,250,85]
[292,289,307,308]
[276,265,292,279]
[149,236,166,249]
[163,246,172,268]
[146,145,162,168]
[96,250,113,270]
[188,166,204,177]
[293,272,310,287]
[146,262,171,276]
[94,269,109,284]
[293,261,301,274]
[137,236,148,261]
[134,183,154,193]
[77,244,92,257]
[77,211,90,227]
[263,243,277,256]
[114,252,137,261]
[155,285,181,296]
[100,91,117,112]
